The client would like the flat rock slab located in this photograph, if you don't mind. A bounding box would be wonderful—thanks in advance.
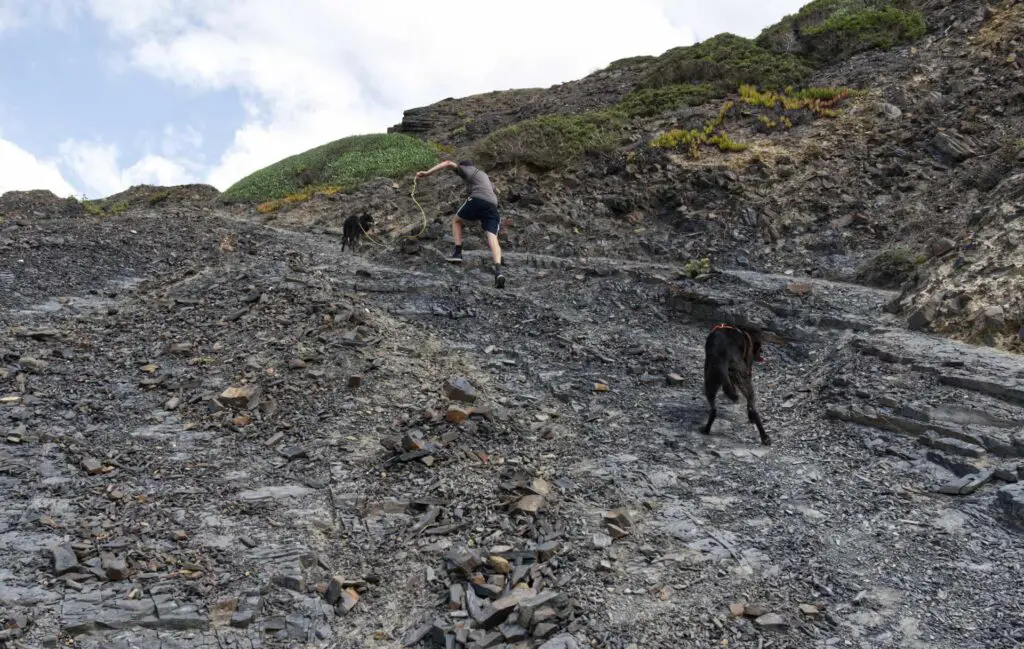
[236,485,316,501]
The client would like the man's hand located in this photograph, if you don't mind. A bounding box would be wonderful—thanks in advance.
[415,170,428,178]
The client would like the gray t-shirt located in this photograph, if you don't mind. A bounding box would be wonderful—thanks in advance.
[455,163,498,207]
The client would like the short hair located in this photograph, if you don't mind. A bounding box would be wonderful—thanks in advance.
[457,159,474,167]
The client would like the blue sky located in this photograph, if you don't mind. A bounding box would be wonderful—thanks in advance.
[0,0,807,199]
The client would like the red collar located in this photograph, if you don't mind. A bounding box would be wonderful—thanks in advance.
[711,323,764,363]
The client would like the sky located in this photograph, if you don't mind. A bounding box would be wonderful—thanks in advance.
[0,0,809,199]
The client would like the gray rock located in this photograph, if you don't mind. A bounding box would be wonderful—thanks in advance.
[932,437,986,458]
[272,572,305,593]
[52,544,79,575]
[926,450,978,477]
[517,591,564,628]
[994,465,1020,483]
[62,589,156,634]
[326,576,345,604]
[443,376,478,403]
[151,595,209,631]
[230,610,255,628]
[100,552,129,581]
[939,471,993,496]
[879,102,902,120]
[927,237,955,257]
[236,485,315,501]
[907,307,932,331]
[755,612,789,628]
[997,483,1024,526]
[976,305,1006,333]
[931,131,977,164]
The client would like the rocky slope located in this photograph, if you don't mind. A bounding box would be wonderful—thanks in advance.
[3,1,1024,648]
[3,200,1024,649]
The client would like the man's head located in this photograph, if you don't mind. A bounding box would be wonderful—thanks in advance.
[458,159,474,168]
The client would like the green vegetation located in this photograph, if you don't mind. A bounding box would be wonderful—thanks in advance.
[682,257,712,278]
[855,247,918,289]
[649,101,748,159]
[641,33,813,92]
[756,0,926,65]
[219,133,438,205]
[472,111,627,169]
[604,55,657,72]
[616,83,717,117]
[80,198,129,216]
[148,190,171,205]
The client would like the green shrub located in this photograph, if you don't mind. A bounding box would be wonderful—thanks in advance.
[472,111,627,169]
[756,0,926,65]
[616,83,716,117]
[219,133,438,204]
[855,247,918,289]
[641,33,813,92]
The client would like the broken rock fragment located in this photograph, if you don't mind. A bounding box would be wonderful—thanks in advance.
[52,544,79,575]
[443,376,478,404]
[219,384,262,409]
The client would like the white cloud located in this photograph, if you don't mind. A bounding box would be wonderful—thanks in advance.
[58,139,195,198]
[0,137,78,197]
[7,1,812,195]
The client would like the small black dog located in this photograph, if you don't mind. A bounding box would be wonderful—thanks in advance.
[700,322,770,445]
[341,213,374,252]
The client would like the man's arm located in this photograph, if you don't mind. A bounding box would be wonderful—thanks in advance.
[416,160,457,177]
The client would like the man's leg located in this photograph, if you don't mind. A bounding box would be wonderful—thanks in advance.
[448,216,465,263]
[485,232,502,265]
[484,212,505,288]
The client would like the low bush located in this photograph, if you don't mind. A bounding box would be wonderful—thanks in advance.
[616,83,717,117]
[219,133,438,204]
[641,33,813,92]
[756,0,926,65]
[472,111,627,169]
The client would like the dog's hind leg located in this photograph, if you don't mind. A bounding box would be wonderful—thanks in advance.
[700,372,719,436]
[738,378,770,445]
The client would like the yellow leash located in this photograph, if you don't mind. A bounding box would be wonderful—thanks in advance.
[357,174,430,248]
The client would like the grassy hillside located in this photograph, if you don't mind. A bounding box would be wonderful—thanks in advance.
[229,0,929,212]
[219,133,438,207]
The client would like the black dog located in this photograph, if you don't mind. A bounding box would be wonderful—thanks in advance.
[341,213,374,252]
[700,322,770,445]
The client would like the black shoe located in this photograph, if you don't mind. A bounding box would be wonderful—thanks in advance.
[494,272,505,289]
[447,248,463,263]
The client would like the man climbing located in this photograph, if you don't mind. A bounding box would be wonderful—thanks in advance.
[416,159,505,288]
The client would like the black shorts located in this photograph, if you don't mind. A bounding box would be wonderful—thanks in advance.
[456,198,501,235]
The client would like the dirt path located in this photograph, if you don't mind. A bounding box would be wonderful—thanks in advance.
[2,210,1023,649]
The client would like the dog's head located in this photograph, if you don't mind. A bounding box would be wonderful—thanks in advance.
[358,214,374,232]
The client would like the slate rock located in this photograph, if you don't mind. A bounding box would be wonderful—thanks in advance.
[52,544,79,575]
[755,613,789,628]
[100,552,129,581]
[443,377,478,404]
[996,483,1024,527]
[932,437,985,458]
